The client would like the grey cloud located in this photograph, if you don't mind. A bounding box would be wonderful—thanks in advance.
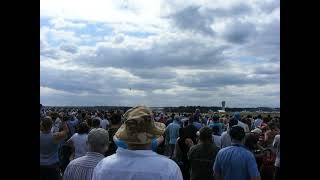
[258,0,280,13]
[166,3,252,36]
[75,39,229,69]
[40,68,104,94]
[177,71,278,89]
[223,21,257,44]
[60,44,78,53]
[129,68,177,80]
[168,5,215,36]
[204,3,253,17]
[253,65,279,75]
[244,20,279,60]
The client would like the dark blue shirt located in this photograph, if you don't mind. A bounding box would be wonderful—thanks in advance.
[213,143,260,180]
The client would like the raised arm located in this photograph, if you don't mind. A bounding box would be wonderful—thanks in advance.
[53,121,69,143]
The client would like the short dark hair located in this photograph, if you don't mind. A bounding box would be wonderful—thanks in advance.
[244,134,258,150]
[257,115,262,119]
[92,118,101,128]
[41,116,53,131]
[212,126,220,135]
[110,113,122,125]
[199,127,212,142]
[77,122,90,134]
[228,118,238,127]
[229,125,245,141]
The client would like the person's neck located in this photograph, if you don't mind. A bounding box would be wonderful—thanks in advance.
[231,139,243,145]
[200,140,212,145]
[111,124,121,128]
[41,129,51,134]
[89,150,104,155]
[127,144,151,150]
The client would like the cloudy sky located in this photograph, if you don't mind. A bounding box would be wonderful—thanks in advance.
[40,0,280,107]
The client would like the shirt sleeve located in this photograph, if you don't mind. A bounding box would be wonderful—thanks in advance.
[247,153,260,177]
[170,163,184,180]
[213,152,221,174]
[70,133,76,141]
[273,135,280,148]
[151,139,158,151]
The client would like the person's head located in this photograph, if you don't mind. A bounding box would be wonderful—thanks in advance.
[199,127,213,144]
[173,115,180,123]
[212,125,220,136]
[212,114,220,122]
[110,113,122,125]
[188,118,194,125]
[87,128,110,154]
[171,113,175,119]
[229,125,245,143]
[92,118,101,128]
[40,116,53,132]
[257,114,262,119]
[263,117,270,123]
[228,117,238,127]
[244,133,259,150]
[115,105,165,150]
[77,122,90,134]
[233,112,241,121]
[268,122,276,131]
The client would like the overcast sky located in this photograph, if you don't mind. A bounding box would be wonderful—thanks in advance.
[40,0,280,107]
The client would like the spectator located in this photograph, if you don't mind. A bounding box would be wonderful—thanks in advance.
[165,115,181,158]
[98,112,109,130]
[104,113,122,157]
[90,118,101,130]
[188,127,220,180]
[66,114,79,137]
[63,128,110,180]
[233,112,250,133]
[264,123,279,148]
[244,115,253,131]
[213,126,261,180]
[173,119,197,180]
[220,118,238,148]
[208,114,224,135]
[273,134,280,180]
[254,115,263,129]
[65,122,90,159]
[40,116,69,180]
[92,105,183,180]
[165,113,175,127]
[212,126,221,148]
[183,119,198,144]
[244,133,265,170]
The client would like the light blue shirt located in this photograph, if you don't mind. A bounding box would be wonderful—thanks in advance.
[213,143,260,180]
[114,138,158,152]
[67,117,79,135]
[193,122,202,130]
[92,148,183,180]
[254,118,263,128]
[40,132,59,166]
[165,120,181,144]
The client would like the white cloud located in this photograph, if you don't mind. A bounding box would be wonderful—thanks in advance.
[40,0,280,107]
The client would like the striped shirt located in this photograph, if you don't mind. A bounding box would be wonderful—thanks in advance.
[63,152,104,180]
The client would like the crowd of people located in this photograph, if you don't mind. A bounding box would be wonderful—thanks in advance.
[40,104,280,180]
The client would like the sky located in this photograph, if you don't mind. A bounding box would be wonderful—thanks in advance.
[40,0,280,108]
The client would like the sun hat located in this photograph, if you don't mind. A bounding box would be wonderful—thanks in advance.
[115,105,165,145]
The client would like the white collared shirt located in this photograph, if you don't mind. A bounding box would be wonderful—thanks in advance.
[92,147,183,180]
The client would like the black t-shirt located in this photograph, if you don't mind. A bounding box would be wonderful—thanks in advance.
[104,127,119,157]
[188,143,220,180]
